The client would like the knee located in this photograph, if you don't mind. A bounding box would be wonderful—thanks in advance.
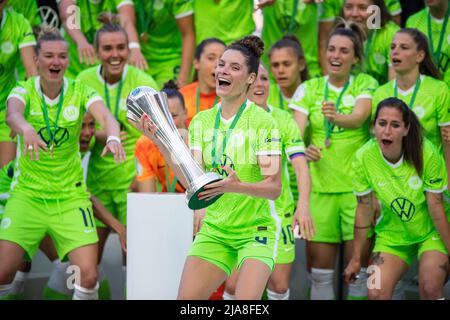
[420,281,443,300]
[79,265,98,289]
[269,282,289,294]
[368,288,391,300]
[0,269,18,285]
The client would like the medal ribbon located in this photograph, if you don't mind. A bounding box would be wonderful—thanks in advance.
[393,76,422,108]
[39,83,65,150]
[427,6,450,69]
[211,100,247,168]
[323,78,350,142]
[195,86,219,114]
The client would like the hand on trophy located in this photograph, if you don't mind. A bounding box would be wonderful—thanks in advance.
[139,113,158,141]
[198,166,241,202]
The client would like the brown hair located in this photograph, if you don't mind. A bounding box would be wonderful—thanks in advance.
[94,12,128,50]
[328,19,366,67]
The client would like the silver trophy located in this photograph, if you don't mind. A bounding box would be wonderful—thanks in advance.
[127,86,223,210]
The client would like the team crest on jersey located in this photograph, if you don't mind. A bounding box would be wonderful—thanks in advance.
[1,41,14,55]
[63,106,79,121]
[412,106,425,119]
[343,95,355,106]
[390,197,416,222]
[1,217,11,230]
[408,175,422,190]
[212,154,235,176]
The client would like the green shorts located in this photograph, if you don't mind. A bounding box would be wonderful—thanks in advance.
[0,193,98,261]
[275,213,295,264]
[90,188,127,228]
[310,192,357,243]
[188,224,277,276]
[373,233,448,266]
[0,112,15,143]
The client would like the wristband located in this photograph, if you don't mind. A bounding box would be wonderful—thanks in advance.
[106,135,121,144]
[128,42,140,49]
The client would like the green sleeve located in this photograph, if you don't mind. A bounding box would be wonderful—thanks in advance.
[18,14,36,48]
[436,82,450,126]
[255,113,281,156]
[172,0,193,18]
[356,74,379,100]
[289,82,310,115]
[7,82,30,108]
[319,0,341,22]
[284,115,305,159]
[423,141,448,193]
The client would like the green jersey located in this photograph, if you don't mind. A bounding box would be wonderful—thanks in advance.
[268,106,305,216]
[76,64,158,191]
[134,0,192,81]
[406,7,450,86]
[194,0,255,45]
[7,76,102,200]
[320,0,401,22]
[353,138,447,245]
[373,75,450,153]
[0,160,14,214]
[8,0,41,27]
[0,7,35,111]
[267,83,295,112]
[189,101,281,236]
[64,0,130,78]
[262,0,321,78]
[364,21,399,85]
[289,73,378,193]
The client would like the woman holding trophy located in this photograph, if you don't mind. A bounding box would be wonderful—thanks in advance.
[134,36,283,300]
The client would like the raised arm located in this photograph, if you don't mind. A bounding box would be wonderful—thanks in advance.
[322,98,372,129]
[175,14,195,87]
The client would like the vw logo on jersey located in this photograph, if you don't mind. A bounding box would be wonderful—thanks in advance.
[1,217,11,230]
[374,53,386,65]
[213,154,235,176]
[412,106,425,119]
[390,197,416,222]
[343,94,355,106]
[63,105,79,121]
[408,175,422,190]
[1,41,14,55]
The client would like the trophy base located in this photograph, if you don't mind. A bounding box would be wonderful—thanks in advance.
[186,172,223,210]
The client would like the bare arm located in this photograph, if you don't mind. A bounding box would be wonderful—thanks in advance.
[6,98,47,160]
[19,46,37,78]
[59,0,96,65]
[175,14,195,87]
[291,155,315,240]
[426,192,450,253]
[118,3,148,70]
[323,98,372,129]
[344,193,375,282]
[293,110,308,139]
[88,101,126,162]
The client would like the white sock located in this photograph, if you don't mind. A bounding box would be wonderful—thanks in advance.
[347,268,368,299]
[222,291,235,300]
[267,288,289,300]
[10,271,29,295]
[0,283,13,298]
[73,282,99,300]
[436,297,445,300]
[310,268,335,300]
[47,260,73,295]
[391,280,405,300]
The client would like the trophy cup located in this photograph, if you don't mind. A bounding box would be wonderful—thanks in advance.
[126,86,223,210]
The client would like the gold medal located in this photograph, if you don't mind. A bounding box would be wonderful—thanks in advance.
[140,32,148,43]
[324,137,331,148]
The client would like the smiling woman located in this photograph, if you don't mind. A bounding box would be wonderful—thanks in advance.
[0,27,125,300]
[75,14,159,300]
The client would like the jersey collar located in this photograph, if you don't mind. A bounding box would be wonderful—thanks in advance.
[217,99,251,125]
[325,75,354,93]
[393,74,425,96]
[378,142,404,169]
[97,64,128,89]
[35,76,68,105]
